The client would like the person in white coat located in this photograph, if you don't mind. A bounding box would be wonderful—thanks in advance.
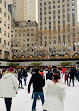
[0,68,18,111]
[43,73,66,111]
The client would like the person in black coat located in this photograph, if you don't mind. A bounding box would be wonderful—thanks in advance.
[46,70,53,80]
[77,69,79,82]
[55,68,61,79]
[18,69,24,89]
[22,68,28,86]
[69,68,75,86]
[28,68,45,111]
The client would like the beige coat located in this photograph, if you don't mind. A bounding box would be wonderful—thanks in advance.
[0,71,18,98]
[43,80,66,111]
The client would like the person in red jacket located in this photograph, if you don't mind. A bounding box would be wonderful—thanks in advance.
[62,68,66,74]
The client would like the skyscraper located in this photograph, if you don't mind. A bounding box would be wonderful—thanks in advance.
[8,0,36,21]
[8,0,27,21]
[27,0,36,21]
[16,0,27,21]
[38,0,77,56]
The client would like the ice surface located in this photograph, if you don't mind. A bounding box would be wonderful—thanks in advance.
[0,72,79,111]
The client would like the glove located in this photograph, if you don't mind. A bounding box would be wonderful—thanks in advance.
[28,91,30,93]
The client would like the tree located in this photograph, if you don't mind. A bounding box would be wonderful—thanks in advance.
[61,62,71,67]
[31,62,42,67]
[7,62,19,68]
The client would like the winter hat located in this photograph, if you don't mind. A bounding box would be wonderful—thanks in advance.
[35,68,39,73]
[9,67,14,71]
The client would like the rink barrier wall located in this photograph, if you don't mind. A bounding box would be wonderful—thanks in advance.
[0,59,78,67]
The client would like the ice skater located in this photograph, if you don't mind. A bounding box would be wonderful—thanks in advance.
[0,68,18,111]
[43,73,66,111]
[28,68,45,111]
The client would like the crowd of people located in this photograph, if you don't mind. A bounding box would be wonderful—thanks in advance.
[0,66,79,111]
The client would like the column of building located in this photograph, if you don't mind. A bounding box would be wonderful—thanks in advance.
[0,0,11,59]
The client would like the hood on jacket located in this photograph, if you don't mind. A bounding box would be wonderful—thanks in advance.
[2,72,16,79]
[46,80,66,89]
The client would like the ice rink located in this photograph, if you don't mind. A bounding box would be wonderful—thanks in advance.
[0,72,79,111]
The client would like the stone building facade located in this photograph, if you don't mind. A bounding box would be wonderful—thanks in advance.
[38,0,77,57]
[0,0,11,59]
[11,21,38,58]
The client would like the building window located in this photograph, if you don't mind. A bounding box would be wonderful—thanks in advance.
[44,12,46,15]
[8,42,9,46]
[8,15,10,20]
[8,33,10,38]
[49,11,51,14]
[58,5,60,8]
[4,12,6,17]
[40,3,42,6]
[63,15,65,19]
[58,0,60,3]
[0,50,2,55]
[53,16,55,19]
[49,6,51,9]
[45,36,47,40]
[0,38,1,43]
[53,0,55,4]
[40,22,42,25]
[54,40,56,44]
[58,10,60,14]
[63,20,65,27]
[53,5,55,9]
[0,28,1,33]
[4,40,6,45]
[27,33,29,36]
[67,14,70,22]
[40,41,42,46]
[44,2,46,5]
[58,16,60,19]
[0,18,2,23]
[45,41,47,47]
[4,21,6,26]
[27,28,29,31]
[15,44,17,47]
[15,29,17,32]
[53,26,56,31]
[0,0,2,4]
[15,34,17,37]
[0,8,2,13]
[58,35,60,43]
[27,44,29,47]
[53,10,55,14]
[4,1,6,8]
[31,33,33,36]
[8,24,10,29]
[4,30,6,36]
[40,8,42,11]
